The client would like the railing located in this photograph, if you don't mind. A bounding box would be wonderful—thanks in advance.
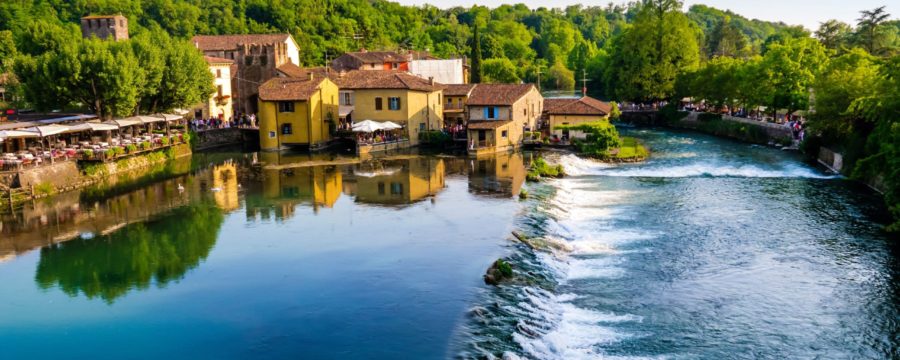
[0,155,76,173]
[78,134,186,162]
[444,103,465,110]
[471,140,494,148]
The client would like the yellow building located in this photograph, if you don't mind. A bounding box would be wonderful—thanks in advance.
[468,152,526,197]
[258,165,343,215]
[465,84,543,156]
[543,96,612,141]
[334,70,445,146]
[442,84,476,127]
[350,158,445,205]
[194,56,234,121]
[258,74,340,151]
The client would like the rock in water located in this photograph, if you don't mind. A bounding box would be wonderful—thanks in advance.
[484,259,514,285]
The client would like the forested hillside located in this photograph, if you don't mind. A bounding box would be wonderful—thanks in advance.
[0,0,796,97]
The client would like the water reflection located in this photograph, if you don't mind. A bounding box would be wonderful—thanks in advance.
[0,150,530,301]
[34,202,224,303]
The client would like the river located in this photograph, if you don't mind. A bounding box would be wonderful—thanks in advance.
[0,128,896,359]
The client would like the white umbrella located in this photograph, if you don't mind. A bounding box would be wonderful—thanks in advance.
[352,120,385,133]
[157,114,184,122]
[381,121,403,130]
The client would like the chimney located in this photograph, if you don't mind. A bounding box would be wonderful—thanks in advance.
[429,77,434,85]
[194,40,199,49]
[359,48,367,53]
[309,72,315,81]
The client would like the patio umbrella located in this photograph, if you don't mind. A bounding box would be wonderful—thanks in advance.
[157,114,184,121]
[381,121,403,130]
[352,120,385,133]
[132,116,164,124]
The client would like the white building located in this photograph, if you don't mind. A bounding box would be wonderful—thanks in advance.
[194,56,234,121]
[409,58,466,85]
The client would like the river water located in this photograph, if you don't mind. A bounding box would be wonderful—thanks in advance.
[0,128,896,359]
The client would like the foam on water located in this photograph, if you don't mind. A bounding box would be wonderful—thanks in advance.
[598,163,835,179]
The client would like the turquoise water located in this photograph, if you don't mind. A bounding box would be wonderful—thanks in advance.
[1,129,897,359]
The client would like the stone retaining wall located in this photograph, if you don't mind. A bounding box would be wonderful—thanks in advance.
[195,128,260,150]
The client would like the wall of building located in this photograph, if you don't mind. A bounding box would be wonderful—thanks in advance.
[258,80,339,151]
[549,114,608,139]
[409,59,465,84]
[80,16,128,41]
[197,63,233,121]
[468,106,512,121]
[352,89,443,145]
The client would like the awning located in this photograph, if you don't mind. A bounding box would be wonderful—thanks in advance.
[129,116,165,124]
[33,114,98,125]
[68,122,119,132]
[339,106,354,117]
[381,121,403,130]
[105,118,143,127]
[0,130,40,139]
[24,124,70,137]
[157,114,184,121]
[352,120,385,133]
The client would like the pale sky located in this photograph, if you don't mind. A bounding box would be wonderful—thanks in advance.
[393,0,895,31]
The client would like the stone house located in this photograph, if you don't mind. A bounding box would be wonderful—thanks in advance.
[465,84,543,156]
[80,15,128,41]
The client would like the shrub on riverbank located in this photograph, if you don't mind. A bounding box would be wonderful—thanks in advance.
[527,157,565,182]
[613,137,650,161]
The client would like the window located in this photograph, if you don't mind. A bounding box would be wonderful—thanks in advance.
[260,56,268,66]
[378,182,385,195]
[391,62,399,69]
[446,97,452,105]
[341,92,352,105]
[278,101,295,113]
[216,69,222,78]
[375,97,383,110]
[501,130,508,138]
[269,131,276,138]
[388,97,401,110]
[390,182,403,195]
[281,123,293,135]
[217,85,223,97]
[484,107,497,119]
[524,108,527,116]
[245,56,253,66]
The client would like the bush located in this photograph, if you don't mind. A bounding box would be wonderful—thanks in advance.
[419,130,451,146]
[141,141,151,150]
[527,157,566,181]
[113,146,125,156]
[557,121,621,157]
[33,182,54,196]
[161,137,170,146]
[126,144,137,153]
[104,149,115,158]
[83,149,94,158]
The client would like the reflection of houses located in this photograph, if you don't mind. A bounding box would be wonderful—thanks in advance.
[466,84,543,156]
[257,75,340,151]
[331,49,409,72]
[192,34,301,114]
[467,152,526,197]
[543,96,611,141]
[194,56,234,121]
[347,158,445,205]
[335,70,444,146]
[442,84,476,127]
[211,161,240,211]
[251,165,343,220]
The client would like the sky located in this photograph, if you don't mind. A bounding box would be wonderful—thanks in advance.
[393,0,894,31]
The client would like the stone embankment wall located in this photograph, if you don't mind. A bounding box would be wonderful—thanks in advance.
[194,128,260,150]
[1,144,192,204]
[620,111,793,146]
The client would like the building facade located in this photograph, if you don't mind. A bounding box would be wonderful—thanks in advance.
[257,75,339,151]
[442,84,476,127]
[80,15,129,41]
[193,56,234,121]
[465,84,543,156]
[192,34,301,115]
[543,96,612,141]
[331,50,410,72]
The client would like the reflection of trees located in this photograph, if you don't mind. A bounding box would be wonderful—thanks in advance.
[34,202,224,303]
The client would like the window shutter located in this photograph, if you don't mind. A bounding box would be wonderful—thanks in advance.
[483,107,488,119]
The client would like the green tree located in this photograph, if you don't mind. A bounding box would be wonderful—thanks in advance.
[707,16,749,57]
[855,6,892,55]
[757,37,827,119]
[546,61,575,91]
[815,20,853,52]
[481,58,520,83]
[605,0,701,101]
[470,23,482,83]
[810,48,880,136]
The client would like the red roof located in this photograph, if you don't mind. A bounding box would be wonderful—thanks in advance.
[443,84,477,97]
[334,70,444,92]
[192,34,293,51]
[258,77,329,101]
[466,84,537,106]
[544,96,611,116]
[204,56,234,65]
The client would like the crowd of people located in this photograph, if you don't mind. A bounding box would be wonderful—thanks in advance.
[189,113,258,132]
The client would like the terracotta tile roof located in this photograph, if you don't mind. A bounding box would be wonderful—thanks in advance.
[466,84,536,106]
[335,70,444,92]
[544,96,611,116]
[443,84,477,97]
[345,51,409,64]
[258,77,328,101]
[191,34,292,51]
[276,63,336,80]
[467,120,512,130]
[204,56,234,65]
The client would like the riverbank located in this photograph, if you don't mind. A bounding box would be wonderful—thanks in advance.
[621,109,794,147]
[1,144,191,207]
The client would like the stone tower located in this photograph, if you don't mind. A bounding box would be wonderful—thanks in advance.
[80,15,129,41]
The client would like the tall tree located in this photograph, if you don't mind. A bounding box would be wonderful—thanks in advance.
[481,58,520,83]
[605,0,700,101]
[815,20,852,52]
[855,6,891,55]
[757,37,827,119]
[470,23,482,83]
[707,16,749,57]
